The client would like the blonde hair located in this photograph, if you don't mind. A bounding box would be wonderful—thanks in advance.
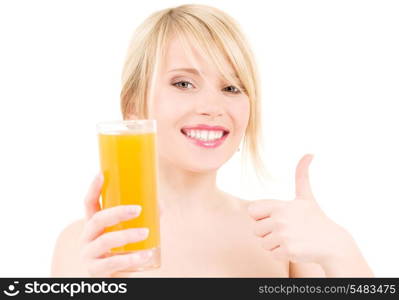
[120,4,273,184]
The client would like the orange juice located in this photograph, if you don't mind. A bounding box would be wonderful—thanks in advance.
[97,120,160,270]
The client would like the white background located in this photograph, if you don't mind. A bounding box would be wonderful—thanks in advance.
[0,0,398,277]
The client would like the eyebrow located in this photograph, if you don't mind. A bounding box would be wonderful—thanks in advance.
[167,68,200,75]
[167,67,239,81]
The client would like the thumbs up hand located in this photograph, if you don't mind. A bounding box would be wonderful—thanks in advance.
[248,154,352,266]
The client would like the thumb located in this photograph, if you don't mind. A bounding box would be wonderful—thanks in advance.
[295,154,315,200]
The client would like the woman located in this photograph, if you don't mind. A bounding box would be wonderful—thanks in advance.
[51,4,373,277]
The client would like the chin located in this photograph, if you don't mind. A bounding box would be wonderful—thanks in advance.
[182,165,221,173]
[179,152,234,173]
[158,135,236,171]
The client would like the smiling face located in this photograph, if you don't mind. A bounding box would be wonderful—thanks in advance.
[146,37,250,173]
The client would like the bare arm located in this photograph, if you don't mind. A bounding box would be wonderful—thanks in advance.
[318,234,374,277]
[290,232,373,278]
[50,219,89,277]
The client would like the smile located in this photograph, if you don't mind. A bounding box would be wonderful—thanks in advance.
[180,128,229,148]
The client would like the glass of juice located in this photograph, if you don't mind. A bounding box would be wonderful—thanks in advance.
[97,119,160,272]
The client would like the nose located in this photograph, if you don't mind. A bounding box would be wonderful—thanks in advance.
[195,94,224,118]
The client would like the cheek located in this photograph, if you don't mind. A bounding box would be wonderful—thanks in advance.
[151,97,188,149]
[153,97,187,126]
[150,84,189,119]
[230,99,250,134]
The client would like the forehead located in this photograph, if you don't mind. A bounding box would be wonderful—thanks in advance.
[162,36,235,78]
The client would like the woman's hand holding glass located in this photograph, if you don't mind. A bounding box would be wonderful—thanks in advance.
[78,173,153,277]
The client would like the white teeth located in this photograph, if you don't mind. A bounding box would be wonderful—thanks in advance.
[184,129,225,142]
[200,131,207,140]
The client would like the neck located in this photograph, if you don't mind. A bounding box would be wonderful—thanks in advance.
[156,156,225,213]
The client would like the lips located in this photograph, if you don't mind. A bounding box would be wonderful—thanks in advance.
[180,129,229,139]
[180,123,230,135]
[180,128,229,137]
[179,124,230,149]
[181,130,229,148]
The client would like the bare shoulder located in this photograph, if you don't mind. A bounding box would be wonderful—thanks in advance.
[232,195,274,213]
[50,218,88,277]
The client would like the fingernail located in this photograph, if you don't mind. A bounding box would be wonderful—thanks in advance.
[98,172,104,183]
[127,205,141,216]
[138,228,149,237]
[131,252,141,261]
[140,250,153,259]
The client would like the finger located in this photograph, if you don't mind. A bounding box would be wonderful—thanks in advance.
[82,205,142,242]
[260,233,281,251]
[88,249,154,277]
[253,217,275,237]
[247,200,281,221]
[295,154,315,200]
[84,173,104,220]
[86,228,149,258]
